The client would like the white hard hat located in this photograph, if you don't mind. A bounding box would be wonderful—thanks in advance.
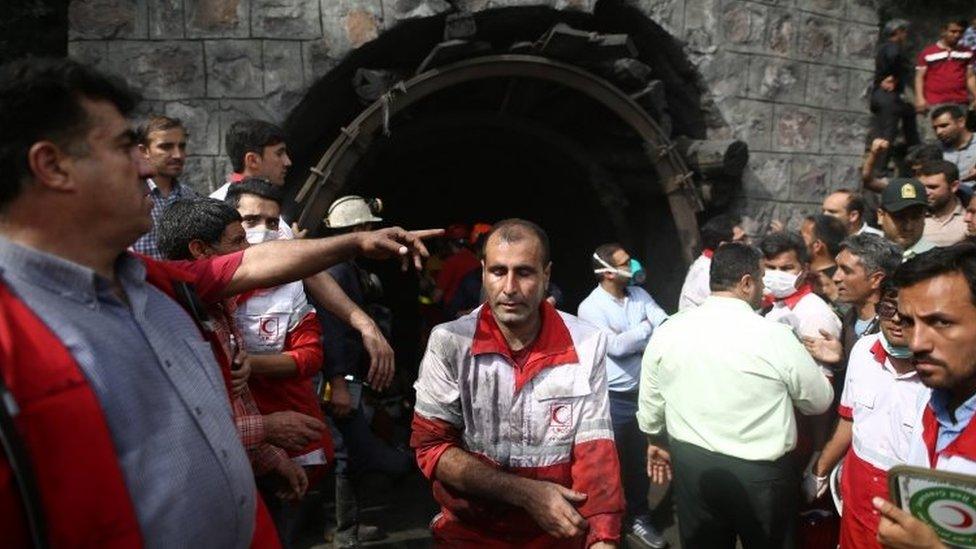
[324,195,384,228]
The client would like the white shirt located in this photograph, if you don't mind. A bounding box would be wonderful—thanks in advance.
[856,223,884,237]
[678,253,711,310]
[765,288,842,376]
[840,333,929,470]
[577,285,668,393]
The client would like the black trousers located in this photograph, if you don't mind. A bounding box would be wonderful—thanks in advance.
[609,391,650,520]
[670,439,797,549]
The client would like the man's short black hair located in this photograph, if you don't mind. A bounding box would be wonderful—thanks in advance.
[225,119,287,173]
[157,197,242,260]
[919,159,961,184]
[834,188,866,217]
[894,241,976,306]
[224,177,283,208]
[0,57,140,209]
[760,231,810,264]
[932,103,966,121]
[700,213,742,251]
[709,242,763,292]
[807,214,848,257]
[485,218,551,265]
[905,143,944,167]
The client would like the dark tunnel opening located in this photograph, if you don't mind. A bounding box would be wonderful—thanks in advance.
[282,0,711,370]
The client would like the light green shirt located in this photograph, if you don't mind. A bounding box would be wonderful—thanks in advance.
[902,238,936,261]
[637,296,833,461]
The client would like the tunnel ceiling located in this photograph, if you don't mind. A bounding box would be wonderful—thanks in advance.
[282,2,749,308]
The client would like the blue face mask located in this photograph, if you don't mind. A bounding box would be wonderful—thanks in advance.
[880,331,913,359]
[593,254,647,286]
[628,259,646,286]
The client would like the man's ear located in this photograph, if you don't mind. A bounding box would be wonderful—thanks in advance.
[868,271,886,291]
[187,239,212,260]
[137,143,149,157]
[27,141,75,193]
[243,151,262,173]
[849,210,861,229]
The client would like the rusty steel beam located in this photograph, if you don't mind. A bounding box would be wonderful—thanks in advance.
[294,54,702,264]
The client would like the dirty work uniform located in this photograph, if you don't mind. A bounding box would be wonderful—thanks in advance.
[410,302,624,547]
[836,334,928,548]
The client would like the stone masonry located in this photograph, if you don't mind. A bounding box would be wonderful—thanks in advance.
[66,0,880,230]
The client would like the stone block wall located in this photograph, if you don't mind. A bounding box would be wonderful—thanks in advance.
[67,0,879,228]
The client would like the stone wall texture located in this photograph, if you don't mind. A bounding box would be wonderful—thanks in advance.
[67,0,879,230]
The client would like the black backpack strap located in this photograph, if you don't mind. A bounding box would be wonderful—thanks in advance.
[0,375,48,549]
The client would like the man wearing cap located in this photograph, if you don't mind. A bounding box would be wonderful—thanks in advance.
[878,178,936,260]
[318,195,410,547]
[578,243,668,548]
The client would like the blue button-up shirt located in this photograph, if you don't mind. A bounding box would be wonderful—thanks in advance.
[577,285,668,394]
[131,178,197,259]
[931,388,976,453]
[0,237,255,548]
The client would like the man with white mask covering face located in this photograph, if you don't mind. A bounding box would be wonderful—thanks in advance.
[760,231,842,378]
[578,243,668,548]
[224,178,332,545]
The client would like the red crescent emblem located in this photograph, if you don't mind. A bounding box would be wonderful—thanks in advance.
[550,404,571,426]
[260,318,276,335]
[940,504,976,529]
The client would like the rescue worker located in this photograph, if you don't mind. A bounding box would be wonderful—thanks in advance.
[872,243,976,546]
[578,243,668,548]
[639,242,833,548]
[319,195,412,547]
[678,213,745,310]
[0,57,437,547]
[214,118,397,396]
[411,218,624,548]
[804,281,928,547]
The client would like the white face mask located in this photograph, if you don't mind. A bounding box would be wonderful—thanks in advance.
[244,226,279,245]
[879,331,913,359]
[763,269,800,299]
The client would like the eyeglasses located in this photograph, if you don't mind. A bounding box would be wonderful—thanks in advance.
[877,300,899,320]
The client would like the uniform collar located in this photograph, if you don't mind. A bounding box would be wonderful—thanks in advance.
[471,301,579,392]
[870,338,888,365]
[779,283,814,310]
[923,390,976,466]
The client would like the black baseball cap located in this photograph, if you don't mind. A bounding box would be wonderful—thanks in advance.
[881,178,928,212]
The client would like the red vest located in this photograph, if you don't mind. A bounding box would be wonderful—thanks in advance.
[0,256,280,548]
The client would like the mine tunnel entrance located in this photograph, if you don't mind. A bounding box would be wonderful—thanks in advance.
[282,2,745,368]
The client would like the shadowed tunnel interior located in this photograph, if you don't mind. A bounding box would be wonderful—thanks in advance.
[282,1,708,368]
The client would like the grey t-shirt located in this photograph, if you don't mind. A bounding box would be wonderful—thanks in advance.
[942,135,976,183]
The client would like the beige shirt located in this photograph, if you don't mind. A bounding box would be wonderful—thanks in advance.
[924,200,967,247]
[638,296,833,461]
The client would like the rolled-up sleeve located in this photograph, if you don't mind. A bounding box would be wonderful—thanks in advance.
[282,312,323,378]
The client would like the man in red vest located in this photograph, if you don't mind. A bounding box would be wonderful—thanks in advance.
[0,57,436,548]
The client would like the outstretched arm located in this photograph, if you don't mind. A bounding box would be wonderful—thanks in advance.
[221,227,441,298]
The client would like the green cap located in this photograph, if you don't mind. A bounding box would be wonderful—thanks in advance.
[881,178,927,212]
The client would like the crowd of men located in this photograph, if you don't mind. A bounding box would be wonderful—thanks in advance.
[5,13,976,549]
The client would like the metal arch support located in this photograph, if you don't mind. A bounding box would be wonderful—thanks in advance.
[295,54,702,263]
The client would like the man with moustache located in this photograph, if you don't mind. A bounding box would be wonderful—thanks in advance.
[871,243,976,547]
[411,219,624,548]
[877,178,936,260]
[0,57,437,547]
[804,281,929,547]
[131,115,195,258]
[919,159,968,246]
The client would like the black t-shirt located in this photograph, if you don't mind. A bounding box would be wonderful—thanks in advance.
[875,41,911,94]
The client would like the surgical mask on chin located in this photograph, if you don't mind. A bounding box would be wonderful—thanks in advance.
[879,331,913,359]
[244,226,279,245]
[762,269,800,299]
[592,254,647,286]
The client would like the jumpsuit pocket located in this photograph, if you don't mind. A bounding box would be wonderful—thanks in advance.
[529,366,592,448]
